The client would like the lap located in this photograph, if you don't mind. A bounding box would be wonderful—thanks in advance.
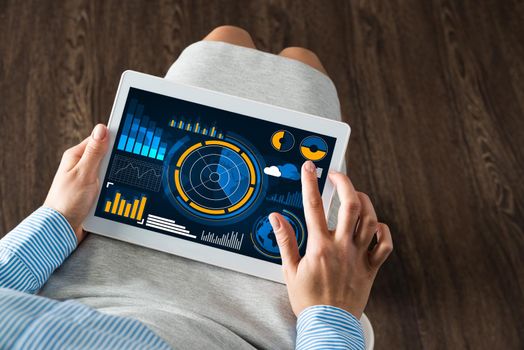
[40,234,296,349]
[41,42,345,349]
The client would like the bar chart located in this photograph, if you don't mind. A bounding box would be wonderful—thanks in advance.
[169,118,224,139]
[266,191,303,208]
[117,99,168,161]
[103,191,148,221]
[200,230,244,250]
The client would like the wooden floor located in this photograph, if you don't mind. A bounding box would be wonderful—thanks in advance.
[1,0,523,348]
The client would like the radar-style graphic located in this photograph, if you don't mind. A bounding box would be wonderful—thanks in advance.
[171,139,262,221]
[271,130,295,152]
[251,209,305,259]
[300,136,328,161]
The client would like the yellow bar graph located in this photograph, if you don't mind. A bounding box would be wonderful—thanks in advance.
[111,193,121,214]
[130,199,140,219]
[104,192,147,221]
[136,197,147,221]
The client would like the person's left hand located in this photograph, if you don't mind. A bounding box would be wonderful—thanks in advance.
[44,124,109,243]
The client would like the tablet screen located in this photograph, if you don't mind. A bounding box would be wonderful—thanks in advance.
[95,87,337,264]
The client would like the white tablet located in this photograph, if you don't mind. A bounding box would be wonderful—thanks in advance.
[84,70,350,283]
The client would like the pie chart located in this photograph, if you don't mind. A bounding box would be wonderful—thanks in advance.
[271,130,295,152]
[300,136,328,161]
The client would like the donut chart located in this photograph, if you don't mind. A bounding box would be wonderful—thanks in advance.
[172,139,262,221]
[300,136,328,161]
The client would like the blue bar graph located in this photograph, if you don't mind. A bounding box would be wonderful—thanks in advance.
[117,100,167,161]
[266,191,303,208]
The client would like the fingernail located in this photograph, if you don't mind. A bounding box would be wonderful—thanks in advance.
[92,124,106,141]
[304,160,316,173]
[268,214,281,231]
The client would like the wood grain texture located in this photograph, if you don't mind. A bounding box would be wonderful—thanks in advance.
[0,0,522,348]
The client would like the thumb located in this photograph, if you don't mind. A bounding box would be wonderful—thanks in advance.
[269,213,300,277]
[77,124,109,177]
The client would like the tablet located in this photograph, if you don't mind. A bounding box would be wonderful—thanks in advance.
[84,70,350,283]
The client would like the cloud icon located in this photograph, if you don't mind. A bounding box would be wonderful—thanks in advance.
[263,164,300,180]
[279,164,300,180]
[264,166,282,177]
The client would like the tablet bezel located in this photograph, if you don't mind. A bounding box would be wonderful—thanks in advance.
[83,70,350,283]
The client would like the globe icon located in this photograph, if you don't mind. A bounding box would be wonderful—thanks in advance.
[252,212,302,258]
[254,216,280,254]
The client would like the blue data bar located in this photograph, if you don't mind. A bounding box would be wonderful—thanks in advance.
[149,128,163,159]
[133,126,147,154]
[141,121,156,156]
[118,100,138,150]
[157,142,167,161]
[125,118,141,152]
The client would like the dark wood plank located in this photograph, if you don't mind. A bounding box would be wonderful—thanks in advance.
[0,0,522,348]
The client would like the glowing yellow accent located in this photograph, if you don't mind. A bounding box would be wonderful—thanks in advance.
[130,199,140,219]
[174,169,189,201]
[124,203,131,217]
[210,127,215,136]
[186,123,191,131]
[271,131,285,150]
[228,186,254,212]
[300,146,327,161]
[195,123,199,132]
[218,133,222,138]
[111,193,121,214]
[205,140,240,152]
[202,128,207,134]
[178,121,183,128]
[118,200,126,215]
[189,202,225,214]
[136,197,147,221]
[241,152,256,185]
[177,142,202,167]
[104,201,112,212]
[170,120,175,127]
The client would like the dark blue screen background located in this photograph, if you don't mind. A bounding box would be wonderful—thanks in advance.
[95,87,337,264]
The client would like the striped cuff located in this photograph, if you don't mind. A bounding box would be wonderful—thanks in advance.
[296,305,365,350]
[0,207,77,293]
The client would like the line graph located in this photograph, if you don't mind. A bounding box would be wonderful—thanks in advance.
[109,154,163,191]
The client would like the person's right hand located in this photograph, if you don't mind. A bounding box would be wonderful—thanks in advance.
[268,161,393,318]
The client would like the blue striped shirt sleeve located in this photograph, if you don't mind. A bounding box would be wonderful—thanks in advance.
[296,305,365,350]
[0,207,77,294]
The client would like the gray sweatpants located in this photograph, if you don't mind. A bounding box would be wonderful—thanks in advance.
[40,41,347,350]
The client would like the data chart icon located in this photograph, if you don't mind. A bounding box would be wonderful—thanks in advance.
[172,139,262,221]
[271,130,295,152]
[300,136,328,161]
